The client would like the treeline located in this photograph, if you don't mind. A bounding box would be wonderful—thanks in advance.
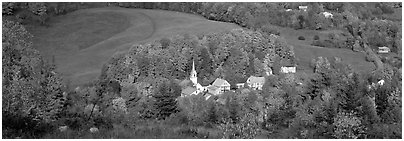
[2,2,108,25]
[113,2,402,53]
[3,2,401,52]
[2,19,67,138]
[102,29,295,89]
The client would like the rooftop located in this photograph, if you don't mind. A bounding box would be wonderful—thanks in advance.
[212,78,230,87]
[181,87,196,95]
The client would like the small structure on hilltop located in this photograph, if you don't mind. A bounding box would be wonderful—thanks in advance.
[322,12,333,18]
[280,66,296,74]
[90,127,99,133]
[212,78,231,94]
[58,126,68,132]
[246,76,266,90]
[377,46,390,54]
[299,6,308,11]
[378,79,385,86]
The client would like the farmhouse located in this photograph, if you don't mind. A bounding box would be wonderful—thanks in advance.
[212,78,231,94]
[246,76,265,90]
[299,6,308,11]
[285,9,292,12]
[280,66,296,73]
[377,46,390,54]
[322,12,333,18]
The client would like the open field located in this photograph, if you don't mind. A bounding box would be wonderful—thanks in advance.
[27,7,240,87]
[276,27,375,74]
[27,7,375,87]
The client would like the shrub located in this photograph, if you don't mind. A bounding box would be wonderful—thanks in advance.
[311,40,335,48]
[313,35,320,40]
[298,36,305,40]
[261,24,281,36]
[219,113,260,139]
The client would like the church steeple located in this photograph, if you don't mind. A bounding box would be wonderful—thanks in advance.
[190,60,197,85]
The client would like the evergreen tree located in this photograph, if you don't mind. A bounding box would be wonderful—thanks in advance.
[153,80,181,119]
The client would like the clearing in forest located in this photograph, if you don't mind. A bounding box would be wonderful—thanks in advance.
[27,7,240,87]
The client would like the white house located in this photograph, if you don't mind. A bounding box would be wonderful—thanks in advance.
[377,46,390,54]
[246,76,265,90]
[280,66,296,73]
[299,6,308,11]
[285,9,293,12]
[322,12,333,18]
[212,78,231,94]
[377,79,385,86]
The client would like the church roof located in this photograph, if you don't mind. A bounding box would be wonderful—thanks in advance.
[179,79,192,88]
[212,78,230,87]
[181,87,196,95]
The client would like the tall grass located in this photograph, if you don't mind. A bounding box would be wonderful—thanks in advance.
[43,121,222,139]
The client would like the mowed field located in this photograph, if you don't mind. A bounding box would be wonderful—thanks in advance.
[27,7,240,87]
[27,7,375,87]
[276,27,375,74]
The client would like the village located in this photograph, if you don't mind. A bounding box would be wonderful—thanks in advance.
[179,60,296,102]
[3,2,400,139]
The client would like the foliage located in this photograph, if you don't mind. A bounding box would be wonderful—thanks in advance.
[332,111,366,139]
[2,2,15,15]
[298,36,305,40]
[219,113,260,139]
[153,80,181,120]
[313,35,320,40]
[2,19,67,138]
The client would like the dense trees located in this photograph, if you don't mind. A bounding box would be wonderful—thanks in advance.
[153,80,181,119]
[103,28,295,90]
[2,19,67,138]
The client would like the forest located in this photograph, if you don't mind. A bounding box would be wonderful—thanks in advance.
[2,2,402,139]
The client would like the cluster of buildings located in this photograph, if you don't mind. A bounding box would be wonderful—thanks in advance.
[180,61,296,101]
[286,5,333,19]
[377,46,390,54]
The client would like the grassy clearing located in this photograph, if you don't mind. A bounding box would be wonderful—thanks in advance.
[27,6,375,87]
[27,7,240,87]
[276,26,375,74]
[42,122,223,139]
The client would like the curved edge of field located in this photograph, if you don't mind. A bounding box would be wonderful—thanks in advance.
[277,27,375,74]
[30,7,240,87]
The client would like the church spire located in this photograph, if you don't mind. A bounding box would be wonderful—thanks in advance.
[192,60,195,72]
[190,60,197,85]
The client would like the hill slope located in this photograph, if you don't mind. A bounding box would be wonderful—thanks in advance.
[276,27,375,74]
[27,7,240,87]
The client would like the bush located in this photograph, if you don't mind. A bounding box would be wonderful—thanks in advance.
[313,35,320,40]
[311,40,335,48]
[261,24,281,36]
[298,36,305,40]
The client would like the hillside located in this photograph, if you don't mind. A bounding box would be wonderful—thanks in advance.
[27,7,240,87]
[275,26,375,74]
